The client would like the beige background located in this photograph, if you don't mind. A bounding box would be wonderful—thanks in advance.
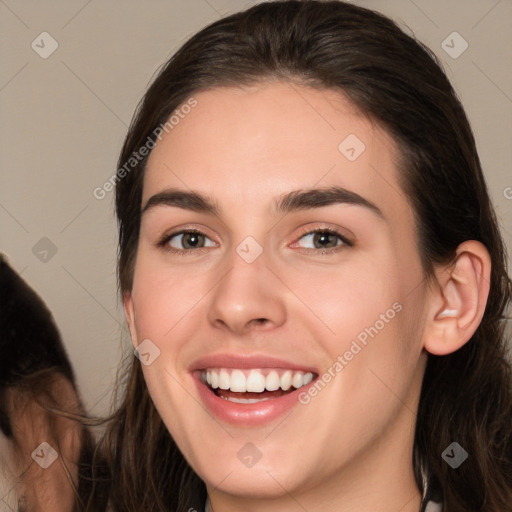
[1,0,511,417]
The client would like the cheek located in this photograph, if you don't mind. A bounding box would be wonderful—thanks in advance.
[130,259,207,340]
[279,257,404,351]
[139,362,198,459]
[279,251,424,414]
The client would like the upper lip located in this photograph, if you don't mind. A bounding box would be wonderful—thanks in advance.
[189,353,319,374]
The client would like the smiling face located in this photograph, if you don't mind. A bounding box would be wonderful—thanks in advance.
[123,81,432,508]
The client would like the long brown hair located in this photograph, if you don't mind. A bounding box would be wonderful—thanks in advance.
[87,1,512,510]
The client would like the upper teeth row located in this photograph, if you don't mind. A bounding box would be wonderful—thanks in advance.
[202,368,314,393]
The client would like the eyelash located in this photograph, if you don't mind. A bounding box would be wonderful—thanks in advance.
[293,226,353,254]
[157,226,353,256]
[157,228,213,257]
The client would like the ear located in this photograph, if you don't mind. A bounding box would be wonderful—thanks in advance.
[123,291,138,348]
[423,240,491,356]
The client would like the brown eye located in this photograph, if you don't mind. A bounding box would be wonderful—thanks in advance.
[162,230,216,252]
[312,231,338,249]
[296,229,350,250]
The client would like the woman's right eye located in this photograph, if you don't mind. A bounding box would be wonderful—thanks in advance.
[160,230,216,252]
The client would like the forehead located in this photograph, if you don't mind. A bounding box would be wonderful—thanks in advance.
[142,81,412,225]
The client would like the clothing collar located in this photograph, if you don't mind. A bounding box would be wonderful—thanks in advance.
[205,496,443,511]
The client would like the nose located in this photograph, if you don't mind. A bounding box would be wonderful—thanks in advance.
[207,246,287,337]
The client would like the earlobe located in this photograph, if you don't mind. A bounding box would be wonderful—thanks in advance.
[424,240,491,356]
[123,292,138,348]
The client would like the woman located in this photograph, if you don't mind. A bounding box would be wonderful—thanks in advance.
[83,1,511,511]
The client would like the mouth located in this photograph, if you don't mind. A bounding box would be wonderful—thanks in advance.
[200,368,315,404]
[190,355,319,425]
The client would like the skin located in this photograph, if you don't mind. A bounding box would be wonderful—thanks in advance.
[124,81,490,511]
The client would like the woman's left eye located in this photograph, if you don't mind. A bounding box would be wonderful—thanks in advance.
[293,229,352,252]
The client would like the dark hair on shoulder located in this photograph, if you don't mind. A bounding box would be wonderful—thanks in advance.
[83,1,512,510]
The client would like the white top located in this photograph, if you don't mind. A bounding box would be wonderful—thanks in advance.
[424,502,443,512]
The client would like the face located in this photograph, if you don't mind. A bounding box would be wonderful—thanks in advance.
[124,81,431,502]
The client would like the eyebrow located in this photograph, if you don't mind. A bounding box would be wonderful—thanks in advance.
[141,186,384,220]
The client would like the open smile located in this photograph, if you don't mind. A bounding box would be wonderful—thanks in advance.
[201,368,314,403]
[191,355,319,425]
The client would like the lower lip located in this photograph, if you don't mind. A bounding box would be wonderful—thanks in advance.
[193,373,312,426]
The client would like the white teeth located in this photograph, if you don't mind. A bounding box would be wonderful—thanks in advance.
[265,371,281,391]
[246,370,266,392]
[303,372,313,385]
[230,370,246,392]
[280,370,292,391]
[292,371,304,389]
[218,369,230,390]
[210,370,219,389]
[201,368,315,393]
[220,396,271,404]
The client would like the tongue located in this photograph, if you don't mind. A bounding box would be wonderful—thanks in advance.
[215,388,293,400]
